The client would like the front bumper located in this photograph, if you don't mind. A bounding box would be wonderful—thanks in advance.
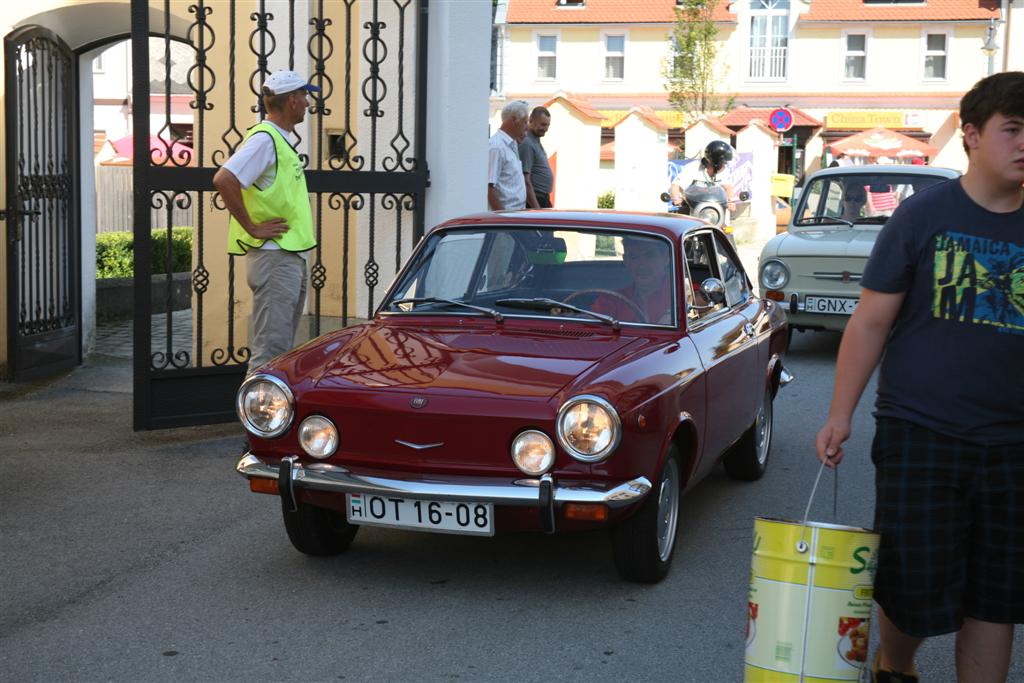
[236,453,652,532]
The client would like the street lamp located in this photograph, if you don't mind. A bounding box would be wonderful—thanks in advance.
[981,18,1000,75]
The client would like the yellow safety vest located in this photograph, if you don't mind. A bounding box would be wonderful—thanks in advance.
[226,122,316,255]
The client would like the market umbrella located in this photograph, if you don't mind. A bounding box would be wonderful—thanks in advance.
[109,135,195,165]
[827,127,938,159]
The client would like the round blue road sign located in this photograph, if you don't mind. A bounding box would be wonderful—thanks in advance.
[768,107,794,133]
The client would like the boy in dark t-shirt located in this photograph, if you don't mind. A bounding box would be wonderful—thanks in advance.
[815,71,1024,683]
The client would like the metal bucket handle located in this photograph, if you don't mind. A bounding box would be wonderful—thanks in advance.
[796,458,836,554]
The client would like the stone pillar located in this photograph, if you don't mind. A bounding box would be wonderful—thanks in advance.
[736,119,779,244]
[613,108,668,212]
[425,1,492,227]
[541,95,602,209]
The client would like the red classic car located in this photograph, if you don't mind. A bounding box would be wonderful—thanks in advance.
[235,211,792,582]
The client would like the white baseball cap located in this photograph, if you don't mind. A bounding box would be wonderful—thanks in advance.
[263,70,321,95]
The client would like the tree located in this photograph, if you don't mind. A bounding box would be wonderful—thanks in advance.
[663,0,733,129]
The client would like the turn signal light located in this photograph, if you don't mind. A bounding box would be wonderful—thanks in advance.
[250,477,279,495]
[563,503,608,521]
[765,289,785,301]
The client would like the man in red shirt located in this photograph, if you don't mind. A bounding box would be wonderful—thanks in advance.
[592,237,673,324]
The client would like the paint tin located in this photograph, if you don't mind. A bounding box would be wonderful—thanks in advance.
[744,516,879,682]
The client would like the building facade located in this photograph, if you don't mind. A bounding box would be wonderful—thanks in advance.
[493,0,1022,200]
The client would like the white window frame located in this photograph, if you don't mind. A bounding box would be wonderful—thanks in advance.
[533,30,560,82]
[601,30,627,82]
[746,0,790,82]
[840,29,870,82]
[921,27,951,81]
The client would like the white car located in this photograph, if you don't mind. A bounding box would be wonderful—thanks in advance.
[757,164,960,333]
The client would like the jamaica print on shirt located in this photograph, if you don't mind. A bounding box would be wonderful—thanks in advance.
[933,231,1024,333]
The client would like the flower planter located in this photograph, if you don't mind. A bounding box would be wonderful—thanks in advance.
[96,272,192,320]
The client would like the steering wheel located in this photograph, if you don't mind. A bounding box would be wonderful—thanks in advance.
[564,288,646,322]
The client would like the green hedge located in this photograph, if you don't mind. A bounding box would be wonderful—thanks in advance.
[96,228,193,279]
[597,190,615,209]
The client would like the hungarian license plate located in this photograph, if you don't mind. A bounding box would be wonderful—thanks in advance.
[347,494,494,536]
[805,296,858,315]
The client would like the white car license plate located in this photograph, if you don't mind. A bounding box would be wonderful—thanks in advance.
[347,494,494,536]
[805,296,859,315]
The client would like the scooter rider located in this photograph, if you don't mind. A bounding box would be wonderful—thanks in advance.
[669,140,738,215]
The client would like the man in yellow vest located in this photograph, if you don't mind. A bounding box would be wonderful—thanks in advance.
[213,70,319,372]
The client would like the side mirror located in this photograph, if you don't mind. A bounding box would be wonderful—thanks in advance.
[700,277,727,306]
[737,191,751,201]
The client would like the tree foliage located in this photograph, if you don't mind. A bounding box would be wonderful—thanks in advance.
[663,0,732,127]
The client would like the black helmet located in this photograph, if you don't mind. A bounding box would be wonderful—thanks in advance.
[703,140,735,173]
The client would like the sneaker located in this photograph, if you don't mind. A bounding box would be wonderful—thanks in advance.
[871,651,919,683]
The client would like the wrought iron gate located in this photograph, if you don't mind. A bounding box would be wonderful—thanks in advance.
[131,0,429,429]
[3,27,79,381]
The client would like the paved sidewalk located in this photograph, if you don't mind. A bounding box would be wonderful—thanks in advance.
[91,310,193,361]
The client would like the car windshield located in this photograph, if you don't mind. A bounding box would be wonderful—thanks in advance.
[383,227,678,327]
[793,172,948,228]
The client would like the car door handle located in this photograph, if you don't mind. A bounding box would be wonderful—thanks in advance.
[743,323,755,338]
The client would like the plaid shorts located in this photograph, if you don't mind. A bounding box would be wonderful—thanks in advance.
[871,417,1024,637]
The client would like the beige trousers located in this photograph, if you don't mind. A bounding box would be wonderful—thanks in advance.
[245,249,307,371]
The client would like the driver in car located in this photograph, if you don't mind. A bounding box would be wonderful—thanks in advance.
[840,183,868,221]
[591,237,674,324]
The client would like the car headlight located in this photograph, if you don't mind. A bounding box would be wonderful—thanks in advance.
[299,415,339,458]
[556,395,620,462]
[236,374,294,438]
[760,259,790,290]
[511,430,555,475]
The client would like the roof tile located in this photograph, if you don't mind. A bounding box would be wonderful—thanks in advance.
[507,0,736,24]
[801,0,999,22]
[720,106,822,128]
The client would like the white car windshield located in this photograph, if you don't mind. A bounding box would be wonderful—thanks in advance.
[384,227,678,327]
[794,173,948,228]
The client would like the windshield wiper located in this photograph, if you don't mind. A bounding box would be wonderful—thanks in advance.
[390,297,503,322]
[495,297,621,330]
[793,216,854,228]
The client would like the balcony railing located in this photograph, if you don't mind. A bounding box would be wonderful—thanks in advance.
[748,46,787,80]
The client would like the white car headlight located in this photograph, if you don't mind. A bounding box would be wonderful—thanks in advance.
[511,430,555,475]
[237,374,294,438]
[760,259,790,290]
[556,395,620,462]
[299,415,339,459]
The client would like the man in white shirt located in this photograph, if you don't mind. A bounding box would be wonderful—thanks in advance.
[212,70,319,371]
[487,100,529,210]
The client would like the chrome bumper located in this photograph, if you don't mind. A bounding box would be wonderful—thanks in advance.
[236,453,652,510]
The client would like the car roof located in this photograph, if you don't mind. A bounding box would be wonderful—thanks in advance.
[805,164,961,180]
[432,210,710,240]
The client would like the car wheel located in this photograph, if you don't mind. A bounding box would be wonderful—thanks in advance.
[723,386,773,481]
[611,445,681,583]
[282,499,359,556]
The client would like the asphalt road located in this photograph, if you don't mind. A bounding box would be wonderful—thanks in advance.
[1,333,1021,682]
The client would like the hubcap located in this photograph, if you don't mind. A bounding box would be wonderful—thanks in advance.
[657,458,680,561]
[755,390,773,466]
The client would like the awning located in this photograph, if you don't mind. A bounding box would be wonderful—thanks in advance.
[827,127,938,159]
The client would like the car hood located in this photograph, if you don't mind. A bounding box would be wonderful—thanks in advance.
[302,321,640,400]
[769,228,879,259]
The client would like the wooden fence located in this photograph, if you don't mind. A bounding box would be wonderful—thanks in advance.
[95,163,193,233]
